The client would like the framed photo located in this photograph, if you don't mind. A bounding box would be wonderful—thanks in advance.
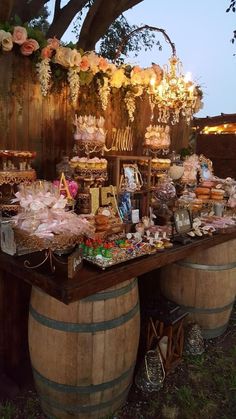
[173,209,192,234]
[199,155,213,182]
[119,163,143,192]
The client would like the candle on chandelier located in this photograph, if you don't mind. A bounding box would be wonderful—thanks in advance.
[184,72,192,83]
[149,75,156,93]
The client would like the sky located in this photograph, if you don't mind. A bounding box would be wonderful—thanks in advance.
[49,0,236,118]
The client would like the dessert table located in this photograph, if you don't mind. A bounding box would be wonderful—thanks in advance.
[1,230,236,304]
[0,230,236,418]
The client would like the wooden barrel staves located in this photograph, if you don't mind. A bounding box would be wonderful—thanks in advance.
[28,278,140,419]
[160,240,236,339]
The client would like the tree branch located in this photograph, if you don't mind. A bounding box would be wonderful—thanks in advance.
[11,0,49,23]
[46,0,88,39]
[0,0,15,22]
[114,25,176,60]
[54,0,61,16]
[78,0,144,50]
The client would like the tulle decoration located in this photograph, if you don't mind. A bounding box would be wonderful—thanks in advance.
[11,182,94,244]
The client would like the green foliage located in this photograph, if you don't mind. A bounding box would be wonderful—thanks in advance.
[64,41,78,49]
[226,0,236,13]
[0,401,17,419]
[226,1,236,45]
[185,353,206,367]
[26,26,47,49]
[72,9,160,62]
[0,14,47,50]
[177,385,197,408]
[0,21,13,32]
[79,70,94,86]
[28,5,50,35]
[99,15,160,62]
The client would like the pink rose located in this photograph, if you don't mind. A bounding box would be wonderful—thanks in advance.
[99,57,109,72]
[47,37,60,50]
[41,46,53,59]
[12,26,27,45]
[20,39,39,56]
[80,56,90,71]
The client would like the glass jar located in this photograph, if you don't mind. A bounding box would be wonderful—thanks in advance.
[56,156,74,179]
[135,349,165,393]
[154,175,176,202]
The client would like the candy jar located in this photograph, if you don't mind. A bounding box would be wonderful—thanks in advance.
[153,176,176,225]
[56,156,74,179]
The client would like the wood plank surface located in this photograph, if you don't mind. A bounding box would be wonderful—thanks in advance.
[1,231,236,304]
[0,52,188,181]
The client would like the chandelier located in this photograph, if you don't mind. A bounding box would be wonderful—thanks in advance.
[149,55,198,125]
[115,25,200,126]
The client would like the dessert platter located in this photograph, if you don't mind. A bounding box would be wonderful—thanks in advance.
[0,150,36,214]
[73,114,107,154]
[144,124,170,152]
[70,157,108,181]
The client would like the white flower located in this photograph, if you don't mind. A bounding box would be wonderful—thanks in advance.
[0,30,13,52]
[36,58,51,96]
[110,68,127,88]
[86,51,100,74]
[130,71,143,86]
[67,67,80,105]
[124,91,136,122]
[97,77,110,110]
[54,46,81,68]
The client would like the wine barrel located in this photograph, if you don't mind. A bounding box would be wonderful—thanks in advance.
[160,240,236,339]
[28,278,140,419]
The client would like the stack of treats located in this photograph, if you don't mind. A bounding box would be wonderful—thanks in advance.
[195,186,225,202]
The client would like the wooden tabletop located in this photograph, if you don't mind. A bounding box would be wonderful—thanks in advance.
[1,230,236,304]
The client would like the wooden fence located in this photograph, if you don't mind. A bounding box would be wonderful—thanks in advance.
[0,52,189,180]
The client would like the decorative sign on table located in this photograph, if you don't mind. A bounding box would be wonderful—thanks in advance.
[173,209,192,234]
[173,209,192,244]
[68,247,83,279]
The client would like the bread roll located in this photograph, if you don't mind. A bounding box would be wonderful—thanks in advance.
[195,187,210,195]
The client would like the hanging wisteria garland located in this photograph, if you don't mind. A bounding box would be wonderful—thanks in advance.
[0,24,203,122]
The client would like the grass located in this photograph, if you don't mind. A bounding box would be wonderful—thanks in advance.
[0,401,17,419]
[115,309,236,419]
[1,311,236,419]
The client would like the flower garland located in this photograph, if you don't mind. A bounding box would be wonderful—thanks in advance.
[67,67,80,106]
[0,25,39,54]
[97,76,110,111]
[36,57,51,96]
[0,23,203,123]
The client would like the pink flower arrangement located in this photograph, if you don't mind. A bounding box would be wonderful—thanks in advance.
[0,26,39,56]
[12,26,27,45]
[53,179,78,199]
[41,37,60,59]
[41,46,53,59]
[47,37,60,50]
[80,55,90,71]
[0,22,201,122]
[20,38,39,56]
[99,57,109,72]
